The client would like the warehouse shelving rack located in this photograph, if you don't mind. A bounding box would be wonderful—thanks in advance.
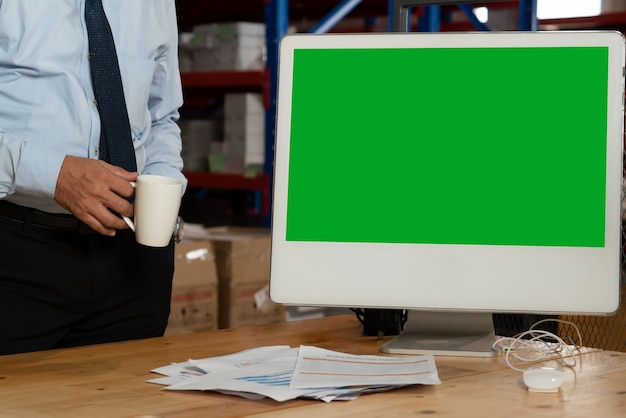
[176,0,626,226]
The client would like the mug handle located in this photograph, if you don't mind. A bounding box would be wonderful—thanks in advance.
[122,215,135,232]
[122,181,137,231]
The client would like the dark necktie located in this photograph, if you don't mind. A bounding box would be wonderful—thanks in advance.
[84,0,137,172]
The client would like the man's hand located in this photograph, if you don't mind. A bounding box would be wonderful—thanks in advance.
[54,155,138,236]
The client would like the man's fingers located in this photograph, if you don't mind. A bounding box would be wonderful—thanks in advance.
[80,212,116,236]
[54,156,137,235]
[101,160,138,182]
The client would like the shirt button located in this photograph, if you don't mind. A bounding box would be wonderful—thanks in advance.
[92,98,97,106]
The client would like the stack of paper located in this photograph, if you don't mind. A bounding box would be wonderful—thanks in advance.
[148,345,441,402]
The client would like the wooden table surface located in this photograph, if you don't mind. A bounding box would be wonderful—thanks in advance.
[1,315,625,417]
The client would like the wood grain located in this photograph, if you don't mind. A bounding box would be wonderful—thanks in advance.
[0,315,624,417]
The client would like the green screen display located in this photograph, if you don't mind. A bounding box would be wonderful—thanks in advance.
[285,47,609,247]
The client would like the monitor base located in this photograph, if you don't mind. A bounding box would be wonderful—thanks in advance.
[380,311,498,357]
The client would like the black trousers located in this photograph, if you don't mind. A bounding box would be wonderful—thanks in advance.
[0,211,174,355]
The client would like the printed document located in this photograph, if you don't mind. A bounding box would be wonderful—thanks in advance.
[148,345,440,402]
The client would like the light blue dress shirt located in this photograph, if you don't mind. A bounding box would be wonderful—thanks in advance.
[0,0,186,213]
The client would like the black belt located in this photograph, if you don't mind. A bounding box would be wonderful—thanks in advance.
[0,200,81,231]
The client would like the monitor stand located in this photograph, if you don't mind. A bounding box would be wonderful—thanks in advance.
[380,310,498,357]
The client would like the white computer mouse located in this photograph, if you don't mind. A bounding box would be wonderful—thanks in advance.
[522,367,565,393]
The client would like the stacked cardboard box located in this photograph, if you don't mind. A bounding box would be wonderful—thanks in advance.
[222,93,265,175]
[178,32,194,72]
[179,119,222,172]
[191,22,266,71]
[165,240,219,335]
[223,93,265,174]
[207,226,285,329]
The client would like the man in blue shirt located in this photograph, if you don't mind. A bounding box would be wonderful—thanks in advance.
[0,1,187,354]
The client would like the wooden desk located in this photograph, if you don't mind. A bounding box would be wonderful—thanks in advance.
[1,315,625,417]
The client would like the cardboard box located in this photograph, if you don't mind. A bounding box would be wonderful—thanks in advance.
[191,22,266,71]
[222,134,264,174]
[179,119,222,171]
[224,114,264,138]
[165,240,219,335]
[224,92,265,115]
[207,227,285,328]
[222,93,265,174]
[192,46,265,71]
[192,22,265,47]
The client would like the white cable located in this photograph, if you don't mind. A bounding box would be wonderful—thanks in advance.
[492,318,583,372]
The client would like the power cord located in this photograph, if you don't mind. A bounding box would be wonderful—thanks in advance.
[492,318,583,372]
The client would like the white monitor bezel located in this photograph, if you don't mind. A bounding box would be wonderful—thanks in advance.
[269,31,625,315]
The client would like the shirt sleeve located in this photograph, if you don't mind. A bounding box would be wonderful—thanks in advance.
[141,0,187,192]
[0,130,64,200]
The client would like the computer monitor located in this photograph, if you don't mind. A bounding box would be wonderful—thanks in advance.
[269,31,625,357]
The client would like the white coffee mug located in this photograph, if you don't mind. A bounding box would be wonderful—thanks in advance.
[122,174,183,247]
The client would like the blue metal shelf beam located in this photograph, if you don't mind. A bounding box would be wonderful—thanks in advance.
[458,3,491,31]
[420,5,442,31]
[264,0,289,227]
[309,0,364,33]
[391,1,537,32]
[518,0,538,31]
